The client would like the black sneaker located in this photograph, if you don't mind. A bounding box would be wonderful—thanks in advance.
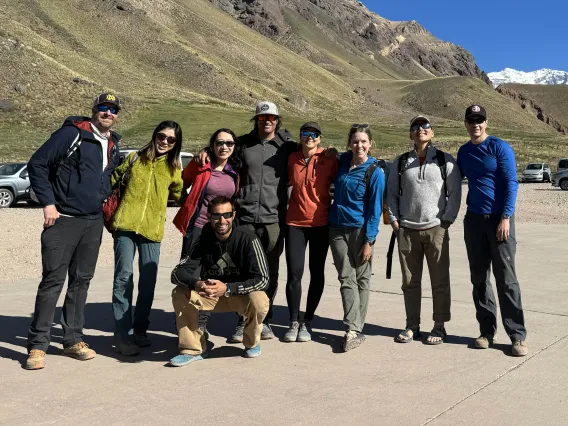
[228,324,244,344]
[343,331,366,352]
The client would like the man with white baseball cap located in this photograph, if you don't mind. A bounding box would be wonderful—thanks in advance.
[457,104,528,357]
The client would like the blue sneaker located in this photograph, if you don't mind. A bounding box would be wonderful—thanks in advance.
[244,344,261,358]
[168,352,208,367]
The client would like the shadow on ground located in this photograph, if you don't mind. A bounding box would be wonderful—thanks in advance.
[0,302,480,368]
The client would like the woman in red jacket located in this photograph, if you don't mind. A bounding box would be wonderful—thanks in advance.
[283,122,338,343]
[173,128,241,259]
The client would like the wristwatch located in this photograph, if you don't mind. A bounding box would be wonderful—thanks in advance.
[224,285,231,297]
[368,240,375,246]
[502,214,511,220]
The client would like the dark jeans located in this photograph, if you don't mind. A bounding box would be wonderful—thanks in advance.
[27,216,103,351]
[112,231,161,342]
[237,222,285,324]
[463,213,526,341]
[285,225,329,322]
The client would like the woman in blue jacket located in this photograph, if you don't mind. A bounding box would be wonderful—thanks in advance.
[329,124,385,352]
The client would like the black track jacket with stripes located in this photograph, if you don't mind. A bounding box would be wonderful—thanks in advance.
[171,224,269,295]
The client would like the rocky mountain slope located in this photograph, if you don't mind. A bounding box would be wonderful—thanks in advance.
[210,0,490,83]
[489,68,568,87]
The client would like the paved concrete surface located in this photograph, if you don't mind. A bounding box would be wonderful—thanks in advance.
[1,222,567,425]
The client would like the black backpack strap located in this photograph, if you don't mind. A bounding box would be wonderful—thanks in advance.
[397,152,411,196]
[55,130,82,178]
[435,149,448,198]
[364,161,380,199]
[386,230,397,279]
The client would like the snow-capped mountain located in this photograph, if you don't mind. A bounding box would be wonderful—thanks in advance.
[488,68,568,87]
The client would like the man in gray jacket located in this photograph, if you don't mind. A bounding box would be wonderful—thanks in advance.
[387,116,462,345]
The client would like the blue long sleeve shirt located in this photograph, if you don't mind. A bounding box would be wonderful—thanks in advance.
[457,135,518,216]
[328,152,385,243]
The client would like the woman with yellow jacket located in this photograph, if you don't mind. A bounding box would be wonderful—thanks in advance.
[109,121,183,356]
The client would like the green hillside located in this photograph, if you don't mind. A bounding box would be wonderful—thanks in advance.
[0,0,565,163]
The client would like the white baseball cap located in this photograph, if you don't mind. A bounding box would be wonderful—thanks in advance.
[255,101,279,117]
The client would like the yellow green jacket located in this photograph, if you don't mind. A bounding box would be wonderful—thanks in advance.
[109,152,183,242]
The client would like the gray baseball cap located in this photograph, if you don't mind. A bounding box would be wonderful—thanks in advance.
[255,101,279,117]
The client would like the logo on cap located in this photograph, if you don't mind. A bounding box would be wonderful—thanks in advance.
[472,105,481,112]
[260,104,269,112]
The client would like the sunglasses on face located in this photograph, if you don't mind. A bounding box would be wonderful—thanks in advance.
[466,117,486,125]
[210,212,233,220]
[351,123,369,129]
[96,105,119,115]
[156,133,177,144]
[214,140,235,148]
[300,131,320,139]
[257,114,278,121]
[410,123,432,132]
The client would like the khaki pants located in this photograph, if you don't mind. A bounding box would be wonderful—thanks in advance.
[172,286,269,355]
[397,225,451,327]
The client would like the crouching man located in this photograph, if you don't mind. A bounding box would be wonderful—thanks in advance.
[169,195,270,367]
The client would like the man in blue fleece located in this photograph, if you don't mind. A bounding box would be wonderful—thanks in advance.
[457,105,527,357]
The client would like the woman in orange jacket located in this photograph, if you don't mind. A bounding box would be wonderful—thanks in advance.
[283,122,338,343]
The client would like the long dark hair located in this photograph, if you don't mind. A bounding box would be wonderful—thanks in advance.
[209,128,242,170]
[141,121,183,171]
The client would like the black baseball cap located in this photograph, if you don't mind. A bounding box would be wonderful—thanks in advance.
[93,93,121,110]
[300,121,322,135]
[465,104,486,120]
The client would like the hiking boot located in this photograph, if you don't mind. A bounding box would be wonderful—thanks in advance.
[261,323,275,340]
[25,349,46,370]
[343,331,366,352]
[115,341,141,356]
[283,321,300,342]
[474,335,495,349]
[134,333,151,348]
[511,340,528,357]
[63,342,96,361]
[228,324,245,344]
[168,352,207,367]
[244,344,261,358]
[297,322,312,342]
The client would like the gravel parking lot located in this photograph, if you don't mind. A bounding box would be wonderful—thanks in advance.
[1,182,565,282]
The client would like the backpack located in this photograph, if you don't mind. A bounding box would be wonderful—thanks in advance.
[397,149,448,198]
[363,159,389,224]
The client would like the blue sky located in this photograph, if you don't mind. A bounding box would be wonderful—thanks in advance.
[363,1,568,73]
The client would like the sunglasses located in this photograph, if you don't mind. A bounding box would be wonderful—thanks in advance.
[351,123,369,129]
[156,133,177,144]
[96,105,119,115]
[210,212,233,220]
[214,140,235,148]
[257,114,278,121]
[300,131,320,139]
[410,123,432,132]
[466,117,486,125]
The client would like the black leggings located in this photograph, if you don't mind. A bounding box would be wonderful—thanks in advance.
[285,225,330,322]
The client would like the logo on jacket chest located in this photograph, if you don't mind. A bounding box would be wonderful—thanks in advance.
[206,253,239,277]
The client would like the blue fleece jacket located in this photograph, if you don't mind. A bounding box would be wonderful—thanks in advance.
[457,135,518,216]
[328,152,385,243]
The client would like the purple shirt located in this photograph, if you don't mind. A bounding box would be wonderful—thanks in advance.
[194,169,236,228]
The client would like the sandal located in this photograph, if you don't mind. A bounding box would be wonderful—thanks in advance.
[424,325,447,345]
[394,326,421,343]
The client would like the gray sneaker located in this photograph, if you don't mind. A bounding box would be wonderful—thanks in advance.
[297,322,312,342]
[228,324,245,344]
[261,323,275,340]
[343,331,366,352]
[283,322,300,342]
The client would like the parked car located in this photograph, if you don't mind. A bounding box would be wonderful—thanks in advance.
[558,158,568,172]
[521,162,551,183]
[0,162,32,207]
[552,169,568,191]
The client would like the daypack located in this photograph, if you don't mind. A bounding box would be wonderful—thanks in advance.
[364,159,389,225]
